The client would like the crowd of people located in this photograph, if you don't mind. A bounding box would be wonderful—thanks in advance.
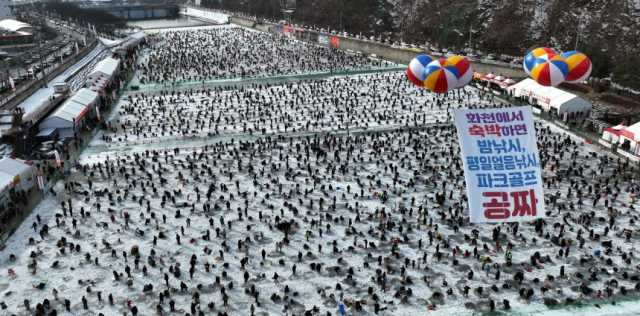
[2,26,639,316]
[137,27,392,84]
[104,72,496,144]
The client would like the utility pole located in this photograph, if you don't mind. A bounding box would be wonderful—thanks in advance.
[38,8,48,88]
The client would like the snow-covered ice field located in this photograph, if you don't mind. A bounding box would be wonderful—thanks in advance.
[3,25,640,316]
[92,72,477,147]
[137,26,395,84]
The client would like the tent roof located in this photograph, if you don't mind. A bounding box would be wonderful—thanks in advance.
[36,128,58,137]
[604,128,621,136]
[623,122,640,138]
[0,19,31,32]
[49,102,86,122]
[0,157,32,176]
[89,57,120,78]
[612,122,627,130]
[130,32,146,40]
[509,78,591,109]
[67,88,98,106]
[46,89,98,123]
[0,170,13,188]
[118,32,146,50]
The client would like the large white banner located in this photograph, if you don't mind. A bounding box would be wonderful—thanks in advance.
[453,106,545,223]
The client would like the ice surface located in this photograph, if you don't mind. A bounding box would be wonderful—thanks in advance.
[3,25,640,316]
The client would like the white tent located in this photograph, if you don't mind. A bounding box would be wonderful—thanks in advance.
[39,89,99,138]
[507,78,592,116]
[116,32,146,55]
[0,157,36,192]
[86,57,120,83]
[614,121,640,156]
[601,122,626,146]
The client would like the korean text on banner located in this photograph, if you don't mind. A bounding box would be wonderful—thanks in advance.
[453,106,545,223]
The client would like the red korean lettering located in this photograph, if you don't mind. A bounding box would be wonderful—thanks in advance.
[509,189,537,217]
[482,192,511,220]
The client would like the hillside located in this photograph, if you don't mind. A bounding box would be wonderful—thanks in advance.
[203,0,640,60]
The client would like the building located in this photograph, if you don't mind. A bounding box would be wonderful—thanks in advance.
[0,19,34,48]
[600,121,626,147]
[38,89,99,138]
[0,3,15,21]
[507,78,593,118]
[0,157,36,213]
[115,32,146,56]
[85,57,121,95]
[0,19,32,34]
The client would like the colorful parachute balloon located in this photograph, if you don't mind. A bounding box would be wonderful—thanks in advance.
[446,55,472,89]
[562,51,592,83]
[423,59,459,94]
[523,47,556,76]
[406,55,435,87]
[530,55,569,87]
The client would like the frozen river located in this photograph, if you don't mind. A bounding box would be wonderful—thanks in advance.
[2,21,640,316]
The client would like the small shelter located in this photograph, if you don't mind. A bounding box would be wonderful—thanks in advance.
[38,89,99,138]
[507,78,592,117]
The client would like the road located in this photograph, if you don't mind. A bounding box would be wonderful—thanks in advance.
[0,19,88,100]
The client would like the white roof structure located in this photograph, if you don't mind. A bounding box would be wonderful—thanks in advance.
[620,122,640,142]
[0,19,31,32]
[89,57,120,78]
[0,157,36,191]
[116,32,146,52]
[87,75,110,94]
[86,57,120,93]
[0,170,13,193]
[44,88,98,123]
[507,79,592,115]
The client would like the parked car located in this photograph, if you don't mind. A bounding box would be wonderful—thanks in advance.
[34,147,56,159]
[40,140,64,149]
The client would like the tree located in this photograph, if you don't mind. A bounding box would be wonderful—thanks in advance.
[611,55,640,91]
[583,46,613,79]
